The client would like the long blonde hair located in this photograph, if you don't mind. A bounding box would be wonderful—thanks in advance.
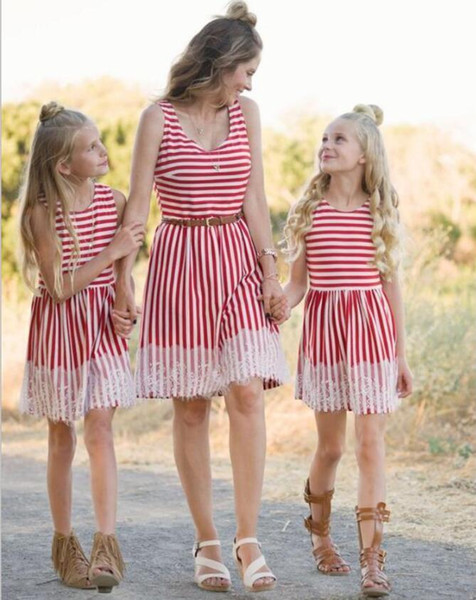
[162,1,262,106]
[283,104,400,279]
[19,101,89,296]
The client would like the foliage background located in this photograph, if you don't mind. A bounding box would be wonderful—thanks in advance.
[2,78,475,462]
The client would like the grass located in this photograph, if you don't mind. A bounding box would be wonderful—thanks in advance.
[2,229,475,462]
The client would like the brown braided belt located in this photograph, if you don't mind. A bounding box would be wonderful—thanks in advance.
[162,210,244,227]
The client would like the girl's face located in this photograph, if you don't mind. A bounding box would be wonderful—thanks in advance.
[222,54,261,105]
[60,123,109,180]
[318,118,366,175]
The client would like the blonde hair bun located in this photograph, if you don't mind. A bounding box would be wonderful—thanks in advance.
[225,1,257,27]
[353,104,384,126]
[39,101,64,123]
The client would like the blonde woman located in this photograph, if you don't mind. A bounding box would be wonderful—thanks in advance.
[19,102,144,592]
[113,0,286,593]
[272,105,413,597]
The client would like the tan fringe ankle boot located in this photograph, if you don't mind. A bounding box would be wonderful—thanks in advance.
[88,532,125,593]
[51,530,93,589]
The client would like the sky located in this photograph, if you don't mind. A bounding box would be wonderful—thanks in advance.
[2,0,476,148]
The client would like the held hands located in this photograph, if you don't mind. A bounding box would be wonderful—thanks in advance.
[111,306,141,339]
[258,278,291,325]
[397,357,413,398]
[268,295,291,325]
[113,278,140,339]
[109,222,145,261]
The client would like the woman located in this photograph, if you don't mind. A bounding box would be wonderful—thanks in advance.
[113,1,287,592]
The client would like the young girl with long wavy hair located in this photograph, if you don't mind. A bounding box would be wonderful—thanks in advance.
[272,104,413,597]
[19,102,144,593]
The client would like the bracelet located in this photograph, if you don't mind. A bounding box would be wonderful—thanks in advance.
[264,272,279,281]
[257,247,278,262]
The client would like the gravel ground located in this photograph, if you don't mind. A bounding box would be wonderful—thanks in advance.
[2,453,476,600]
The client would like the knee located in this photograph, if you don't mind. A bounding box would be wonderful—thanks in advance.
[228,383,263,417]
[355,433,385,467]
[84,417,113,453]
[49,424,76,460]
[175,400,210,428]
[317,441,345,466]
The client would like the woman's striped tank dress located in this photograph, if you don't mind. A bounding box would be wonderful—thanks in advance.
[135,100,288,399]
[296,199,399,414]
[20,183,136,423]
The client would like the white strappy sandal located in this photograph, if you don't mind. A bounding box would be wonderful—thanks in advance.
[232,537,277,592]
[193,540,231,592]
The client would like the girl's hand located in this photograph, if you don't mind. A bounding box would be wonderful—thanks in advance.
[397,357,413,398]
[109,222,145,261]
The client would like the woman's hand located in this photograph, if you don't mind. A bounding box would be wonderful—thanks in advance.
[258,278,291,324]
[397,357,413,398]
[268,295,291,325]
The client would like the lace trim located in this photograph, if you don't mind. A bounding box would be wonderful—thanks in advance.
[19,352,137,423]
[135,328,289,399]
[296,359,399,414]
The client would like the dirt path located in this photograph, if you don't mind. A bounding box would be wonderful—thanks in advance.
[2,451,475,600]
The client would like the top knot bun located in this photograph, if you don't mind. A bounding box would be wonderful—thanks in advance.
[39,101,65,123]
[353,104,384,126]
[225,1,257,27]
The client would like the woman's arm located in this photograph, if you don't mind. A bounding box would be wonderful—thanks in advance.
[382,272,413,397]
[113,104,164,330]
[31,202,144,303]
[240,96,283,313]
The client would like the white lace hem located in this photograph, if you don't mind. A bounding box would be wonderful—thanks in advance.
[135,328,289,399]
[19,352,136,423]
[296,358,399,414]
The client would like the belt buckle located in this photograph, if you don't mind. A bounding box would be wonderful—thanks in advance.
[204,217,212,227]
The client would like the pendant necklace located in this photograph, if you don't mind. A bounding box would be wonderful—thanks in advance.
[189,109,221,172]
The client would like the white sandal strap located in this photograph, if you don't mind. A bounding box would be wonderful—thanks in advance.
[233,537,261,552]
[243,556,276,587]
[192,539,221,556]
[194,557,231,583]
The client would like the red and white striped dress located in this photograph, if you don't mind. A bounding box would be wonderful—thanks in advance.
[20,183,135,423]
[296,199,399,414]
[135,100,288,399]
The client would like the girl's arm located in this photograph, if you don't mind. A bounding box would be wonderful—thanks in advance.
[30,201,144,303]
[269,248,308,324]
[240,97,284,314]
[283,249,308,309]
[113,104,164,331]
[382,272,413,397]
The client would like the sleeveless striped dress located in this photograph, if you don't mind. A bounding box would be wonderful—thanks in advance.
[135,100,288,399]
[20,183,135,423]
[296,199,399,414]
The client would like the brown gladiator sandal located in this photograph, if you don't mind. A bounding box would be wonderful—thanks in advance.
[303,479,350,575]
[51,530,94,589]
[88,532,125,594]
[355,503,391,597]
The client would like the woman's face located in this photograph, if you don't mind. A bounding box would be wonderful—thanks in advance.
[222,54,261,104]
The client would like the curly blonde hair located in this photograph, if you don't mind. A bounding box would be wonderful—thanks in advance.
[283,104,400,279]
[162,1,262,106]
[19,101,89,296]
